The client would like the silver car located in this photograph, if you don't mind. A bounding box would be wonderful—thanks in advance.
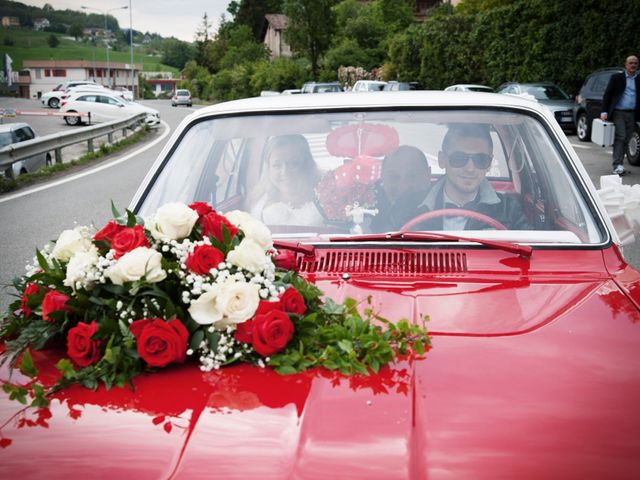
[171,89,192,107]
[0,122,51,177]
[496,82,576,131]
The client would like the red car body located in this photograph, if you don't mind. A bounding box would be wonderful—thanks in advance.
[2,92,640,478]
[2,246,640,478]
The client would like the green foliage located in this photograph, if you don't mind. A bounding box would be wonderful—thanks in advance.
[228,0,284,42]
[387,0,640,93]
[67,23,83,41]
[283,0,338,79]
[250,57,310,92]
[47,33,59,48]
[161,38,196,70]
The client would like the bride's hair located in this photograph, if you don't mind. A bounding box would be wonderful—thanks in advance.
[248,134,321,206]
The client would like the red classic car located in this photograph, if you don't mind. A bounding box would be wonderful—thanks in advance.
[2,91,640,478]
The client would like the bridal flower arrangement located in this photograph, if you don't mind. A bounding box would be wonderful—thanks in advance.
[0,202,430,404]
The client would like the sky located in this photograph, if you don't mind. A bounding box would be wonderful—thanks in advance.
[20,0,233,42]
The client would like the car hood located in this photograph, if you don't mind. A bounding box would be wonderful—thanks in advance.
[536,98,574,110]
[2,249,640,478]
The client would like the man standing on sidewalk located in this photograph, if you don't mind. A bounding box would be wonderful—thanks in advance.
[601,55,639,175]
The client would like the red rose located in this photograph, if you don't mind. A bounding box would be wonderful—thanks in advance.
[42,290,70,322]
[112,225,150,259]
[255,300,282,315]
[185,244,225,275]
[273,250,297,270]
[280,287,306,315]
[136,318,189,367]
[129,318,154,340]
[189,202,214,217]
[251,310,294,356]
[199,211,238,243]
[21,283,42,317]
[67,321,102,367]
[93,220,125,245]
[235,320,253,344]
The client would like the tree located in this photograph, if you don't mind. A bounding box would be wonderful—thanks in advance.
[162,38,196,70]
[195,12,214,69]
[68,23,84,41]
[227,0,284,41]
[47,34,59,48]
[283,0,338,79]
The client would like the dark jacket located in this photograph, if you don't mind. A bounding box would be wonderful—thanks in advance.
[602,72,640,121]
[406,178,531,231]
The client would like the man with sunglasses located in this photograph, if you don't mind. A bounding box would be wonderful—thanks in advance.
[412,123,530,231]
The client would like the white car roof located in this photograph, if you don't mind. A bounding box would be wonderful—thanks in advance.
[186,90,545,120]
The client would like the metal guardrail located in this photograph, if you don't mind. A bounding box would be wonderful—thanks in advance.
[0,112,148,179]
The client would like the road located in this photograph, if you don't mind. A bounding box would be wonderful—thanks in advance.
[0,97,639,312]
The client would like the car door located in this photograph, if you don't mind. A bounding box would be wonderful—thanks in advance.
[586,71,615,121]
[13,126,45,173]
[97,95,126,121]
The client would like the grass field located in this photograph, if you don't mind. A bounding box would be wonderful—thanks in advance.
[1,27,178,73]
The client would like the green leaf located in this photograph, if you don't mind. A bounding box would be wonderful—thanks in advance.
[110,200,122,220]
[189,329,204,351]
[125,209,138,228]
[18,349,38,378]
[56,359,77,379]
[337,339,353,353]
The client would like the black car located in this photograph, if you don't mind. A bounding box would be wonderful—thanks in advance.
[574,67,639,165]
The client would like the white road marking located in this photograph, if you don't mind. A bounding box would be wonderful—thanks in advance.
[0,121,170,205]
[571,143,591,149]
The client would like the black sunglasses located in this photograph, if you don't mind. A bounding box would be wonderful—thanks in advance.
[447,152,493,169]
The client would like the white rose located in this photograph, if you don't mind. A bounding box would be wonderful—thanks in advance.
[148,202,199,241]
[217,282,260,327]
[227,238,271,273]
[226,210,273,250]
[108,247,167,285]
[188,285,224,326]
[52,227,94,262]
[63,246,99,289]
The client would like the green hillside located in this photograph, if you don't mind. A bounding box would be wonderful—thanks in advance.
[0,27,178,73]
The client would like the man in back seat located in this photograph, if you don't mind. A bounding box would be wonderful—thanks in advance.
[409,123,531,231]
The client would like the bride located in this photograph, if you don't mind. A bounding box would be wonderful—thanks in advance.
[248,134,325,226]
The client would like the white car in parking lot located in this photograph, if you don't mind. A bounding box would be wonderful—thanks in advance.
[42,84,131,109]
[60,92,160,127]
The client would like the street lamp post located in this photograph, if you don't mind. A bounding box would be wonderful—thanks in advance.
[129,0,134,98]
[81,5,128,87]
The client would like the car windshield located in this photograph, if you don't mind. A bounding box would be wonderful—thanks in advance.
[522,85,570,100]
[137,108,606,245]
[177,90,190,96]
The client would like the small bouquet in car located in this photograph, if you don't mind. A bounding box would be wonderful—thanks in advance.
[0,201,430,403]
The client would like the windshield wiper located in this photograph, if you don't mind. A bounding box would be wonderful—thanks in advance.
[272,240,315,256]
[329,231,532,259]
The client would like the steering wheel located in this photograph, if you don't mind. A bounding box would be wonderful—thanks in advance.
[400,208,507,231]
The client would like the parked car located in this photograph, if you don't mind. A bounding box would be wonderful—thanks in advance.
[281,88,301,95]
[41,81,98,108]
[444,84,494,92]
[0,122,51,177]
[60,92,160,126]
[112,86,134,101]
[3,91,640,478]
[496,82,576,131]
[383,81,422,91]
[42,84,129,109]
[573,68,640,166]
[352,80,387,92]
[171,89,193,107]
[300,81,343,93]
